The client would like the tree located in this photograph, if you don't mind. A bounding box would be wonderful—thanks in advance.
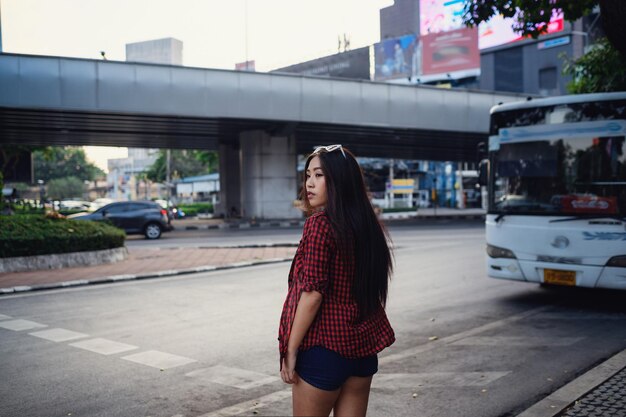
[33,147,105,182]
[46,176,85,200]
[562,37,626,94]
[144,149,218,183]
[462,1,626,59]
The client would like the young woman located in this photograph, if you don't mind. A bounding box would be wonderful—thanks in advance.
[278,144,395,417]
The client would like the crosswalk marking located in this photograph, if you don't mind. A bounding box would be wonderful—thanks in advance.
[122,350,197,370]
[198,389,292,417]
[69,338,138,355]
[451,336,584,347]
[0,319,47,331]
[372,371,511,389]
[0,314,12,320]
[186,365,280,390]
[29,328,89,342]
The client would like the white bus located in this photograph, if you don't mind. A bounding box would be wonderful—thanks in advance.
[482,92,626,289]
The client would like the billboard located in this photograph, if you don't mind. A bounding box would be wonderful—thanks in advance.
[478,13,564,50]
[421,27,480,79]
[419,0,565,50]
[374,34,418,81]
[272,47,370,80]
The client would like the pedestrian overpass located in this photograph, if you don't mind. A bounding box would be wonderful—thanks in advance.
[0,53,527,218]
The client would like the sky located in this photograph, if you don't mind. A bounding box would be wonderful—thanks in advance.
[1,0,393,171]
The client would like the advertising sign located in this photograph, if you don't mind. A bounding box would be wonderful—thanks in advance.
[374,34,418,81]
[419,0,565,50]
[479,13,564,50]
[272,47,370,80]
[235,60,256,71]
[421,26,480,78]
[392,179,415,194]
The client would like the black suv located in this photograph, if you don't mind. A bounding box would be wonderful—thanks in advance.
[69,201,173,239]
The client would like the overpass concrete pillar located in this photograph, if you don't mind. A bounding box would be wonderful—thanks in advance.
[239,131,300,219]
[216,141,242,218]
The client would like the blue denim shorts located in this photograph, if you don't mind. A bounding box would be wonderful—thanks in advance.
[295,346,378,391]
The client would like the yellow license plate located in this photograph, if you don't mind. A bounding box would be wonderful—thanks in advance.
[544,269,576,286]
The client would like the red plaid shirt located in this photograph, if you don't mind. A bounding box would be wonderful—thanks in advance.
[278,211,395,362]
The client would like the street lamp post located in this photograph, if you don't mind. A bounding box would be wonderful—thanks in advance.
[37,179,45,209]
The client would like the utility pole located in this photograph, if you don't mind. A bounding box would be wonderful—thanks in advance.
[166,149,171,208]
[244,0,249,70]
[388,159,394,209]
[0,0,4,53]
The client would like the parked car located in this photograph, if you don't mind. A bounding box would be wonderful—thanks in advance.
[68,201,173,239]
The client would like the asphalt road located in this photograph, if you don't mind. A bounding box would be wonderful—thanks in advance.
[1,222,625,417]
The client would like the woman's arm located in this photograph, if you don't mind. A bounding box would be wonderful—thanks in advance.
[280,290,323,384]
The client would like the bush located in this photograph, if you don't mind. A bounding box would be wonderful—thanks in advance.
[178,202,213,217]
[0,214,126,258]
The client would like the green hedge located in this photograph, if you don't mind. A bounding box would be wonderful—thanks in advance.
[0,215,126,258]
[178,203,213,217]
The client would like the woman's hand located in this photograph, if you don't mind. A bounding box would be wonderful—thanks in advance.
[280,350,299,384]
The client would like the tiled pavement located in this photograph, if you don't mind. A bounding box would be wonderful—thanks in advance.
[558,366,626,417]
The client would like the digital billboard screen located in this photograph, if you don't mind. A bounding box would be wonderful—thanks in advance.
[374,34,418,81]
[419,0,564,50]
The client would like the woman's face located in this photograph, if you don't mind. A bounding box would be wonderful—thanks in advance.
[305,156,328,209]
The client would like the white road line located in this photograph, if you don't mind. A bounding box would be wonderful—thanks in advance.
[200,305,550,416]
[451,336,584,347]
[69,338,138,355]
[372,371,512,388]
[29,328,89,342]
[379,305,550,365]
[0,314,12,320]
[0,319,47,331]
[122,350,197,370]
[198,389,292,417]
[186,365,280,390]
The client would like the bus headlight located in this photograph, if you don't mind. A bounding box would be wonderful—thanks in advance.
[606,256,626,268]
[487,244,516,259]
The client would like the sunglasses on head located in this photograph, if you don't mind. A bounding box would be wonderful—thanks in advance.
[312,144,347,159]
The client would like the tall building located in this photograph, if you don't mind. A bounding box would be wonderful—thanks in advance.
[104,39,184,200]
[380,0,419,40]
[125,37,183,66]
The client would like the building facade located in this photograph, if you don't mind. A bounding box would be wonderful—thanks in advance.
[125,37,183,66]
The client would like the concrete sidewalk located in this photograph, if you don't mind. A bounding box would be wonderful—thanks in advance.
[0,244,297,295]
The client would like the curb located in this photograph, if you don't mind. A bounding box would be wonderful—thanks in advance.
[0,256,294,296]
[516,348,626,417]
[179,215,485,230]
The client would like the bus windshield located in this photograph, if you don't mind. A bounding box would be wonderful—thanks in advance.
[490,135,626,217]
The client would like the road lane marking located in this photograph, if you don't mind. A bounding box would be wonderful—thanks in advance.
[69,338,138,355]
[379,305,550,365]
[186,365,280,390]
[372,371,512,388]
[122,350,197,370]
[29,328,89,342]
[198,389,292,417]
[0,319,47,331]
[451,336,584,347]
[0,314,12,320]
[535,311,626,321]
[199,305,550,416]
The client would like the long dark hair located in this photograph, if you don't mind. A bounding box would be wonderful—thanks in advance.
[302,147,393,320]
